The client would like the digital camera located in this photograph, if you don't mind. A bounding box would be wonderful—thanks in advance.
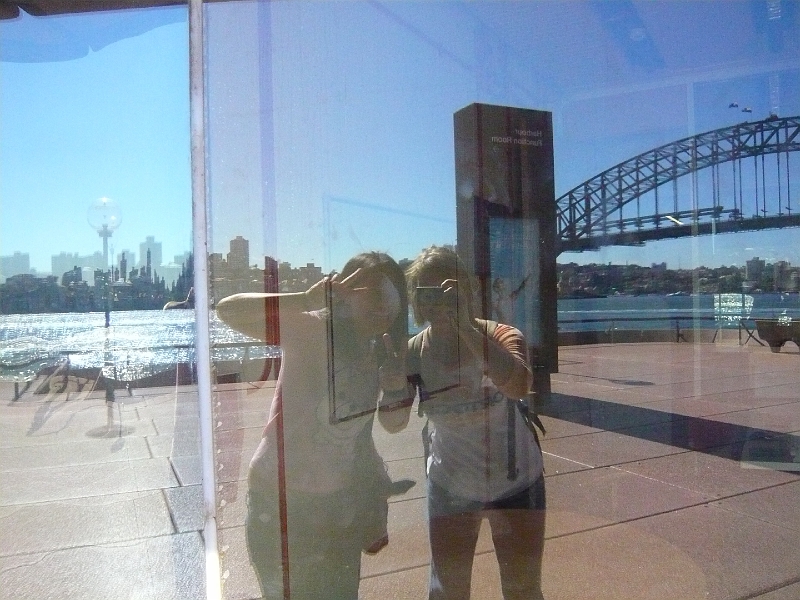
[416,286,445,305]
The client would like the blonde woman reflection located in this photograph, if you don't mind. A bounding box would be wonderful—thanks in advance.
[403,246,546,600]
[216,252,410,600]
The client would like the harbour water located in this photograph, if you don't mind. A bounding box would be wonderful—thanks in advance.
[0,310,272,383]
[1,293,797,383]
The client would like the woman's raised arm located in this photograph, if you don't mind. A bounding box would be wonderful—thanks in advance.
[216,292,309,343]
[216,270,367,343]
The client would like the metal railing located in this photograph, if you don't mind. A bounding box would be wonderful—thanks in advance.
[557,315,759,344]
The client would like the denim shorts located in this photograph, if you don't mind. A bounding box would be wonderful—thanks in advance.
[427,472,546,519]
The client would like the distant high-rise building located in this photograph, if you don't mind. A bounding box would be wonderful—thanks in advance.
[1,252,31,280]
[227,236,250,271]
[278,261,292,281]
[298,262,323,285]
[773,260,790,291]
[52,252,105,279]
[745,257,765,281]
[264,256,279,292]
[154,251,191,289]
[117,250,136,270]
[174,251,192,267]
[789,270,800,292]
[52,253,80,278]
[139,236,162,269]
[209,253,225,273]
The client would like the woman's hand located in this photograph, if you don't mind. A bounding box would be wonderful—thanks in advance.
[440,279,477,333]
[377,333,413,433]
[378,333,407,394]
[304,268,365,311]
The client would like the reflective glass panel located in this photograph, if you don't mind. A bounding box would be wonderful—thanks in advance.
[206,2,800,599]
[0,4,199,598]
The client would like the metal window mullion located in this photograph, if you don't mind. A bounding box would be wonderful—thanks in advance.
[754,150,759,216]
[189,1,222,599]
[787,122,792,214]
[759,127,767,217]
[672,154,678,216]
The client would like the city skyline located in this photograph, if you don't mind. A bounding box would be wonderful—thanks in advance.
[3,230,798,316]
[3,229,800,283]
[0,237,189,273]
[5,231,798,316]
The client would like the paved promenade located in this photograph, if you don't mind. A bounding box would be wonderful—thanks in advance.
[1,340,798,599]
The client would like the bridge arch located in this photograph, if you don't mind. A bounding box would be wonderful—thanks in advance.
[557,115,800,253]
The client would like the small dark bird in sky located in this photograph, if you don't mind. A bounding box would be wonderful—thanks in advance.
[728,102,738,108]
[742,107,752,113]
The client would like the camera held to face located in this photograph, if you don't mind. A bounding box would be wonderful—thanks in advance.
[417,285,457,310]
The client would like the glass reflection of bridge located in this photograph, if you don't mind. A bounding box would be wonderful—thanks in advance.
[557,115,800,253]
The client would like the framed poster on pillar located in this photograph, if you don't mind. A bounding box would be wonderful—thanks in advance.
[454,103,558,378]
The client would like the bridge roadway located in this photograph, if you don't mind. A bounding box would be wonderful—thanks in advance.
[560,212,800,252]
[1,339,798,599]
[557,115,800,253]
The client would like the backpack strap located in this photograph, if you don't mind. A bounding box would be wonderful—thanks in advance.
[515,397,546,442]
[407,330,430,475]
[408,330,424,415]
[479,319,546,439]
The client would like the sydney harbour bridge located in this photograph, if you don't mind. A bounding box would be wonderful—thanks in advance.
[556,115,800,254]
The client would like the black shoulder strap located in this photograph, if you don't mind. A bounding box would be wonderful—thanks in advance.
[515,397,546,440]
[408,330,423,375]
[408,331,425,415]
[409,330,431,475]
[480,318,545,438]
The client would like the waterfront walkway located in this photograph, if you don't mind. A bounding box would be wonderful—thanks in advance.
[1,340,799,599]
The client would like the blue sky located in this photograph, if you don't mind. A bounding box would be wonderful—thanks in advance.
[0,7,190,272]
[2,1,799,276]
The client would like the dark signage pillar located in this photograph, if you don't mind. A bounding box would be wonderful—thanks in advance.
[454,103,558,395]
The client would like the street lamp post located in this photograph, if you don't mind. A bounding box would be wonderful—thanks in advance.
[87,198,122,326]
[87,198,123,417]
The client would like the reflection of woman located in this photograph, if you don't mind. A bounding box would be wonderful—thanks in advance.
[404,246,546,600]
[216,252,409,600]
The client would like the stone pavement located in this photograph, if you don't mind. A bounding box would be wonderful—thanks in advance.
[358,341,800,600]
[2,341,799,599]
[0,371,205,600]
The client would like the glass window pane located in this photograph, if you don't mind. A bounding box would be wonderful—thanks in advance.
[0,4,200,599]
[10,0,800,599]
[205,1,800,599]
